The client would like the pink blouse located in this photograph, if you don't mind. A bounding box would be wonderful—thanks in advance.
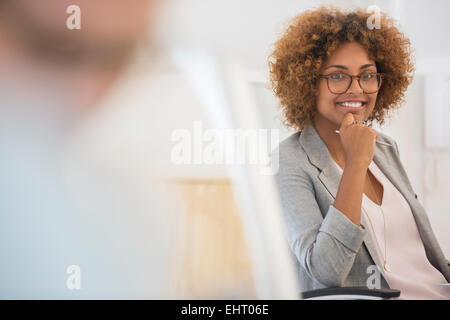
[333,159,450,300]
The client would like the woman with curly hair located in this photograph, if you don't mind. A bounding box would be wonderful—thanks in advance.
[270,6,450,299]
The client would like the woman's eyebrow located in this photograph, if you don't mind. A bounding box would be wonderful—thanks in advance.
[360,63,376,69]
[323,64,347,70]
[323,63,376,70]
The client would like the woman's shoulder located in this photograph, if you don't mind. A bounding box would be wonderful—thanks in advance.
[274,131,311,174]
[376,130,396,144]
[278,131,302,152]
[375,130,400,156]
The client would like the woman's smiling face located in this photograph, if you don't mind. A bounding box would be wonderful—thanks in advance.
[315,41,379,128]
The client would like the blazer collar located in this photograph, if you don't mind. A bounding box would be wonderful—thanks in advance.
[298,123,408,278]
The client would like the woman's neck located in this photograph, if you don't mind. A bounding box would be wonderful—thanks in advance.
[313,116,346,167]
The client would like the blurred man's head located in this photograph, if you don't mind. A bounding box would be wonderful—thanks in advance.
[0,0,158,68]
[0,0,159,109]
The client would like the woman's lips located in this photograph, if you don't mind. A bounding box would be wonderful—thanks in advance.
[336,101,367,111]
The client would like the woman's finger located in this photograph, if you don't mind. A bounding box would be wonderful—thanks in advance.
[340,112,355,131]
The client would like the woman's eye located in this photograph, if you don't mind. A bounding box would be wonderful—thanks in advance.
[330,73,344,80]
[361,73,375,80]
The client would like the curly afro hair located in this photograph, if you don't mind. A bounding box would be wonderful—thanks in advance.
[269,6,415,130]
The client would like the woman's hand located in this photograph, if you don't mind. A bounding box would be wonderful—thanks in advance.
[339,113,378,168]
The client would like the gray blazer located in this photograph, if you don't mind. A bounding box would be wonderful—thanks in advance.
[275,123,450,292]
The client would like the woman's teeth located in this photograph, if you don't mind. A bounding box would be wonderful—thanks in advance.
[337,102,365,108]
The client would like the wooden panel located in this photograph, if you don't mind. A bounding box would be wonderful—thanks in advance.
[168,178,256,299]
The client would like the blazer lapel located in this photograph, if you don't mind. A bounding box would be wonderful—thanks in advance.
[299,123,388,278]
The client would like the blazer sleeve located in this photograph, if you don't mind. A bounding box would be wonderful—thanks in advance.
[276,159,367,287]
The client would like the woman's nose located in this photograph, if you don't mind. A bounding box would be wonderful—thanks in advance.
[347,77,363,94]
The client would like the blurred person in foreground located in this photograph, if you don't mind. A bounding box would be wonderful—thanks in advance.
[0,0,174,299]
